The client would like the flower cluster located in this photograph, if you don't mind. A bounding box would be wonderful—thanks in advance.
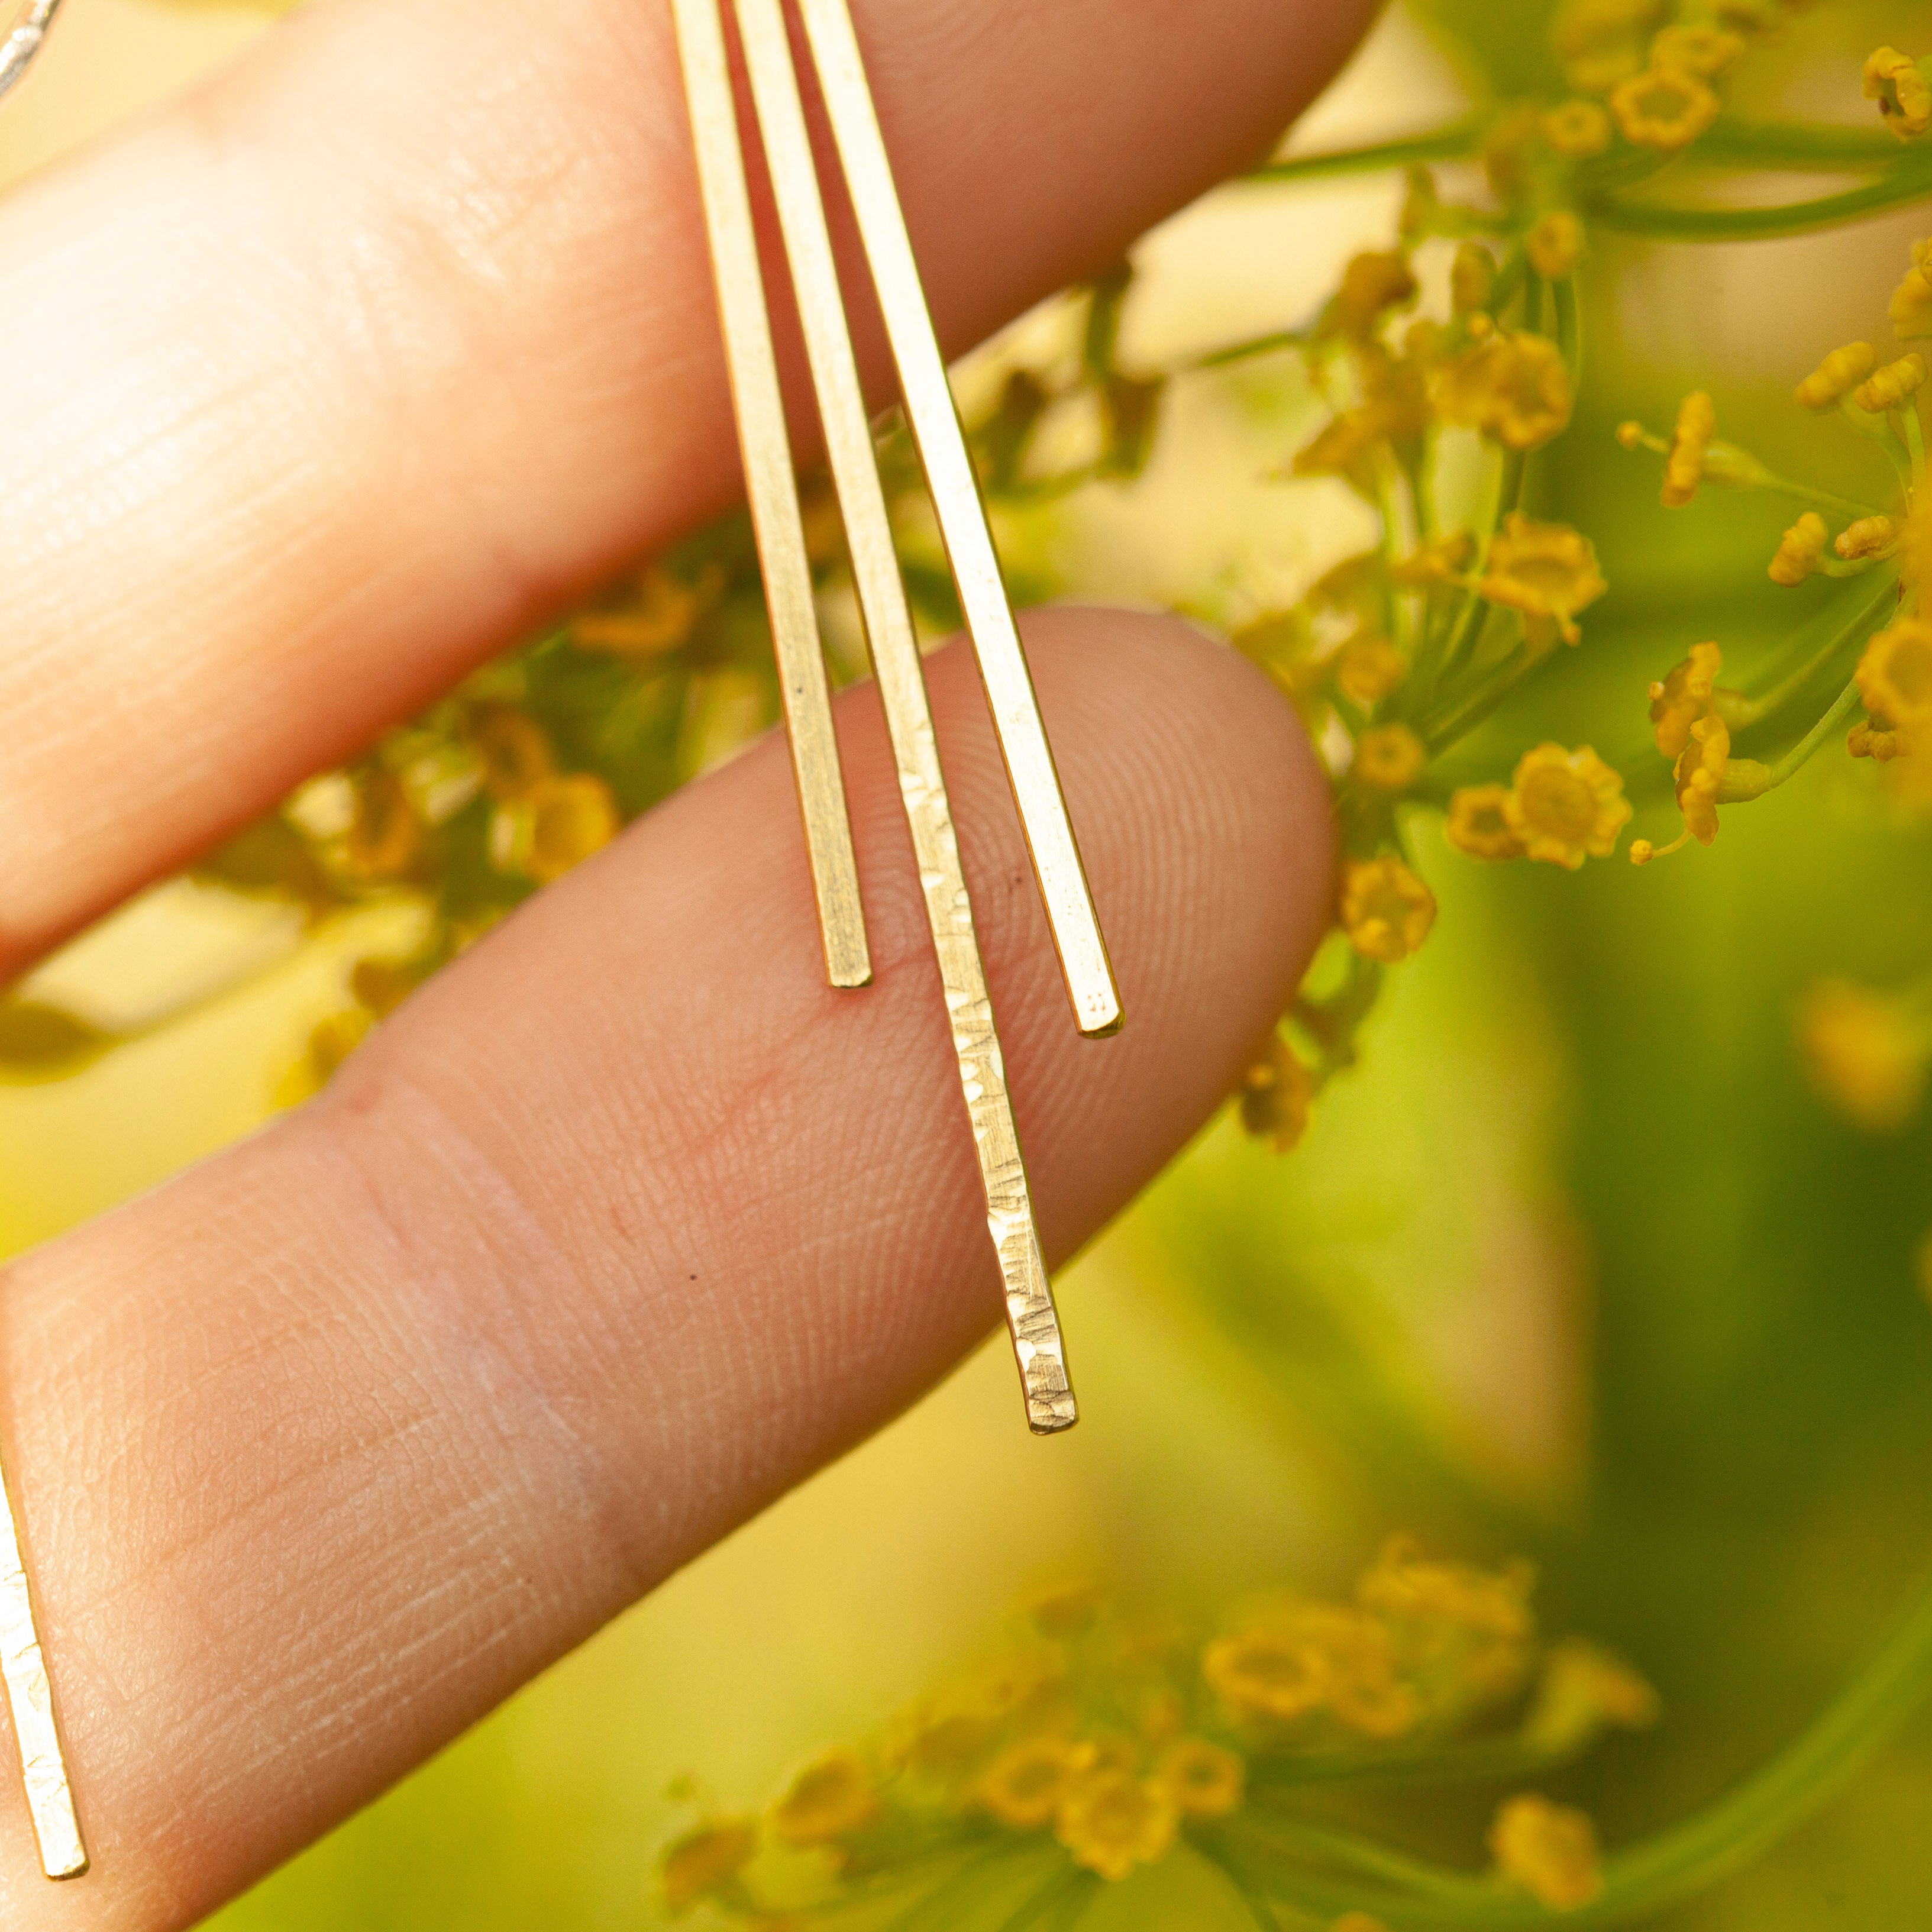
[656,1545,1656,1926]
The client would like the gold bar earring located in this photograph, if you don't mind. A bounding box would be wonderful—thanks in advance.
[0,2,91,1890]
[668,0,1121,1433]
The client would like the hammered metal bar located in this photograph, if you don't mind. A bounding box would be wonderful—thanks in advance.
[0,4,69,111]
[792,0,1123,1041]
[0,1461,85,1879]
[670,0,873,990]
[731,0,1075,1433]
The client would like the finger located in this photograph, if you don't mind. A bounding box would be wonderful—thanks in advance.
[0,0,1372,971]
[0,609,1330,1928]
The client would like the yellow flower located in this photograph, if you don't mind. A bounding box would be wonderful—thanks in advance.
[1327,251,1419,337]
[1553,0,1663,93]
[1798,978,1931,1133]
[1335,635,1408,706]
[1768,512,1830,586]
[1433,333,1574,451]
[1866,47,1932,140]
[1857,617,1932,728]
[1837,515,1899,562]
[1648,641,1723,757]
[1524,1640,1661,1753]
[279,1007,374,1109]
[1054,1772,1178,1882]
[1848,718,1914,763]
[1477,514,1608,647]
[1795,341,1877,410]
[1650,24,1744,77]
[661,1820,757,1918]
[1892,241,1932,340]
[1673,713,1730,847]
[1541,99,1614,157]
[977,1737,1092,1830]
[1526,210,1585,281]
[1660,390,1715,507]
[771,1750,877,1846]
[492,773,623,884]
[1298,1607,1420,1740]
[1152,1739,1246,1820]
[1339,857,1437,965]
[338,772,421,882]
[1240,1035,1316,1152]
[1355,725,1429,791]
[470,703,555,800]
[1204,1625,1329,1723]
[1448,244,1495,318]
[1610,66,1720,150]
[573,563,725,655]
[1491,1795,1605,1910]
[1446,784,1527,862]
[1389,532,1476,589]
[1856,353,1928,412]
[1359,1539,1536,1646]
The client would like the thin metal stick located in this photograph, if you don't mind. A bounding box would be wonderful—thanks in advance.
[730,0,1075,1433]
[791,0,1123,1041]
[0,3,68,111]
[670,0,872,990]
[0,1464,85,1879]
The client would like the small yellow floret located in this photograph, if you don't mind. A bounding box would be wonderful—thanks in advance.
[1204,1626,1329,1722]
[661,1820,756,1917]
[1648,641,1722,757]
[1857,354,1928,413]
[1542,99,1614,157]
[1359,1537,1535,1643]
[1336,636,1408,706]
[1491,1795,1605,1910]
[1527,210,1587,280]
[491,772,622,884]
[977,1737,1091,1830]
[1661,390,1716,506]
[771,1750,877,1846]
[1054,1772,1178,1882]
[1610,66,1720,149]
[339,773,422,882]
[1433,332,1575,451]
[1769,512,1829,586]
[1893,241,1932,340]
[1240,1036,1316,1152]
[1450,244,1496,315]
[1799,978,1931,1132]
[471,703,555,800]
[1673,714,1731,847]
[1355,725,1429,791]
[1339,857,1438,965]
[1651,25,1744,76]
[1329,251,1419,336]
[1526,1640,1661,1752]
[1857,617,1932,728]
[1477,514,1609,647]
[1152,1738,1246,1819]
[1796,342,1878,410]
[1447,784,1527,862]
[1390,532,1477,589]
[1866,47,1932,139]
[1505,745,1632,867]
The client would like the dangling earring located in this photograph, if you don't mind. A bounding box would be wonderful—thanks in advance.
[670,0,1121,1436]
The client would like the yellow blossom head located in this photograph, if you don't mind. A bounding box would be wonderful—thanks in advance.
[1650,24,1745,77]
[1648,641,1723,757]
[977,1737,1092,1830]
[1892,241,1932,340]
[1054,1772,1178,1882]
[1355,724,1429,792]
[1524,1640,1661,1752]
[1506,745,1632,867]
[1866,47,1932,140]
[1673,714,1731,847]
[1856,353,1928,413]
[1433,333,1574,451]
[1339,857,1437,965]
[771,1750,878,1846]
[1857,618,1932,729]
[1446,784,1527,862]
[1795,341,1877,411]
[1527,210,1586,281]
[492,773,622,884]
[1836,515,1899,563]
[1541,99,1614,158]
[1769,511,1830,586]
[339,772,422,882]
[1329,251,1419,337]
[1478,514,1608,647]
[1240,1035,1316,1152]
[1610,65,1721,150]
[470,703,555,800]
[1490,1794,1605,1910]
[1389,532,1476,589]
[1449,243,1496,316]
[661,1820,757,1917]
[1660,390,1716,507]
[1552,0,1664,93]
[1799,977,1931,1132]
[1335,635,1408,706]
[1152,1738,1246,1819]
[1204,1624,1329,1723]
[1359,1538,1536,1645]
[1295,1605,1420,1740]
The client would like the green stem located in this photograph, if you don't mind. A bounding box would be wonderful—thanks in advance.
[1905,403,1926,488]
[1731,578,1898,727]
[1550,274,1582,396]
[1246,120,1488,185]
[1694,117,1904,167]
[1589,161,1932,240]
[1747,674,1865,794]
[1249,1731,1584,1794]
[1424,638,1539,753]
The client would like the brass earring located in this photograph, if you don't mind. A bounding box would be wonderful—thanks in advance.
[670,0,1121,1436]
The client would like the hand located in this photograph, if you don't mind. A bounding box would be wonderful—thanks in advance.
[0,0,1360,1921]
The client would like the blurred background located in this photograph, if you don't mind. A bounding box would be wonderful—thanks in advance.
[4,0,1932,1925]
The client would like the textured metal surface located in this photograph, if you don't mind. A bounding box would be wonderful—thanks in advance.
[0,2,67,111]
[670,0,873,990]
[731,0,1075,1433]
[794,0,1122,1041]
[0,1467,86,1879]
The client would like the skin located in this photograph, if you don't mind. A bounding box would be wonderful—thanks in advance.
[0,0,1374,1923]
